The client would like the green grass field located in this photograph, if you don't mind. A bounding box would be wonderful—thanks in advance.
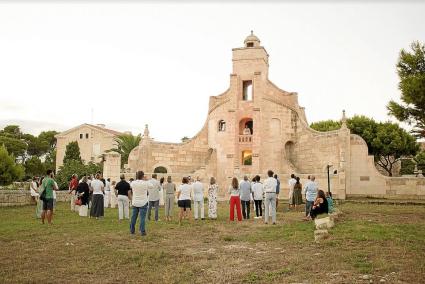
[0,201,424,283]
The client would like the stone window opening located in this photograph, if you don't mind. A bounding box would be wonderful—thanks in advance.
[86,133,89,139]
[239,118,253,135]
[242,150,252,166]
[218,120,226,132]
[246,42,254,47]
[242,80,253,101]
[79,134,83,139]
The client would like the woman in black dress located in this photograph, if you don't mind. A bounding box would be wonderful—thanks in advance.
[76,176,90,206]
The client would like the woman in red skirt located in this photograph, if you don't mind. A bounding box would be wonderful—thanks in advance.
[229,177,242,221]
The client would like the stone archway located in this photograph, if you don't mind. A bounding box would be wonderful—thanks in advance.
[152,163,172,174]
[153,166,167,174]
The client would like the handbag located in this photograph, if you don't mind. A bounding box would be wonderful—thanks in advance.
[75,198,82,206]
[39,187,46,201]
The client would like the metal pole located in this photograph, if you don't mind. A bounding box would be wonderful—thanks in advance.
[327,165,331,194]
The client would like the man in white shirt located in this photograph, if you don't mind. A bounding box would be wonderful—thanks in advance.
[264,170,278,224]
[239,176,252,219]
[129,171,153,236]
[288,174,297,209]
[192,177,205,220]
[148,174,161,221]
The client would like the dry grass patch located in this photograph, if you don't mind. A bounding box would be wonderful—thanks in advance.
[0,202,424,283]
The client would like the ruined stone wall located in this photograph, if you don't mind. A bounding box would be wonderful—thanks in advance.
[0,190,71,207]
[129,125,210,174]
[348,134,425,199]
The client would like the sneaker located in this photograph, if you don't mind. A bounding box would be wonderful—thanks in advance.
[141,232,146,236]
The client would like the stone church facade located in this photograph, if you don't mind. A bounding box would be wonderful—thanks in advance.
[117,32,424,199]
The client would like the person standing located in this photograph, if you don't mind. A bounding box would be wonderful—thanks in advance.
[274,174,280,210]
[104,178,111,208]
[264,170,277,225]
[129,171,152,236]
[30,176,39,204]
[252,175,264,219]
[293,177,303,209]
[89,173,105,219]
[192,177,205,220]
[69,174,78,211]
[110,180,117,208]
[239,175,252,220]
[208,177,218,219]
[163,176,176,221]
[40,170,58,224]
[177,176,192,225]
[288,174,296,210]
[148,174,161,221]
[229,177,242,222]
[76,176,90,217]
[159,177,165,206]
[115,174,131,221]
[303,175,318,220]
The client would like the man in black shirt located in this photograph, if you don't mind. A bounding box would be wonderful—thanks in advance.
[115,174,131,221]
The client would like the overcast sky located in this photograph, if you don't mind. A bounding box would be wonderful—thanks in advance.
[0,1,424,142]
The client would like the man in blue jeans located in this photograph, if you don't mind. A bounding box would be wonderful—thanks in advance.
[129,171,153,236]
[303,175,318,220]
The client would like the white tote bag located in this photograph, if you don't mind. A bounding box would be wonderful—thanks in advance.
[79,205,88,217]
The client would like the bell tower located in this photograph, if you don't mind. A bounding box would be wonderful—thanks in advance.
[232,31,269,79]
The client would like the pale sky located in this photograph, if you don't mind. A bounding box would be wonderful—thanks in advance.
[0,1,424,142]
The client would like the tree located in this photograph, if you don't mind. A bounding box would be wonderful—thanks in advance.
[24,156,45,179]
[107,133,141,166]
[0,136,27,161]
[310,116,419,176]
[63,141,82,164]
[0,145,24,185]
[310,120,341,132]
[38,131,59,150]
[415,151,425,173]
[25,135,49,157]
[372,122,419,176]
[181,136,189,142]
[55,160,102,190]
[347,116,380,155]
[1,125,22,137]
[387,41,425,138]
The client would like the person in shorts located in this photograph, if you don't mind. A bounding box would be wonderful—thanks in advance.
[177,176,192,225]
[41,169,58,224]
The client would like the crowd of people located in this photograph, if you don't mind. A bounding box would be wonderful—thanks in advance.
[30,168,334,236]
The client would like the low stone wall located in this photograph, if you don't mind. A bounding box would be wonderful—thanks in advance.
[347,177,425,200]
[0,190,71,207]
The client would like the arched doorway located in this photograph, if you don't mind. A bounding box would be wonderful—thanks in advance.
[153,166,167,174]
[285,141,295,163]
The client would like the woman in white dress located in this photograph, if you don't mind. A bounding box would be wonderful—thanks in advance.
[208,177,218,219]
